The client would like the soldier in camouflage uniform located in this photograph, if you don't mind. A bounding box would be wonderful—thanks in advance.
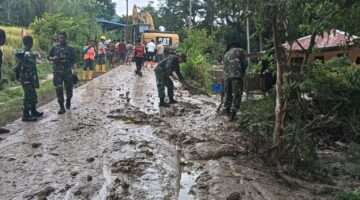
[154,53,186,107]
[16,36,43,122]
[223,42,247,121]
[48,32,77,114]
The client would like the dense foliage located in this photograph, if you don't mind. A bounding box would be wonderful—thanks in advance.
[0,0,115,26]
[178,29,213,89]
[29,13,91,52]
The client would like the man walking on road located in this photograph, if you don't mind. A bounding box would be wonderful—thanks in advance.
[154,53,186,107]
[16,35,43,122]
[223,42,247,121]
[48,32,77,115]
[134,40,145,76]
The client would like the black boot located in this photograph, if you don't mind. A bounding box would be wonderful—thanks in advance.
[31,105,43,118]
[22,109,37,122]
[229,111,237,122]
[58,103,66,115]
[66,98,71,109]
[159,98,170,107]
[169,97,178,104]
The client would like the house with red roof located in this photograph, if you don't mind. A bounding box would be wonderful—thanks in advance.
[284,30,360,64]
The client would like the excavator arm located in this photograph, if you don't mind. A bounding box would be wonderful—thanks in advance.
[132,5,155,30]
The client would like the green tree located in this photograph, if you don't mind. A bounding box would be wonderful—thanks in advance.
[29,13,89,51]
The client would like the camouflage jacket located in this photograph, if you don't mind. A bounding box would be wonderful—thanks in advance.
[155,55,184,80]
[48,43,76,73]
[15,48,39,88]
[223,48,247,79]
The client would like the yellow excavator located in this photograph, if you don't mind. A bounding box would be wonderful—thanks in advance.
[132,5,179,51]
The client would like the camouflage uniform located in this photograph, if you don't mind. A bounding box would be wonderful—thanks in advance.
[48,43,76,107]
[15,48,39,111]
[154,55,184,99]
[223,48,247,113]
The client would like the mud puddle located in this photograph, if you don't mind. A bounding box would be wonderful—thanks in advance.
[178,162,202,200]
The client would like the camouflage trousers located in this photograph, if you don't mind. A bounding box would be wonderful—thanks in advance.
[22,82,38,110]
[53,71,73,104]
[155,71,174,99]
[224,77,244,112]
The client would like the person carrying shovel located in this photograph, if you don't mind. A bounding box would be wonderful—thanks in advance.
[154,53,186,107]
[223,41,247,121]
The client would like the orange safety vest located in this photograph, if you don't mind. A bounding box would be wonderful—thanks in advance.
[98,41,107,55]
[83,46,95,60]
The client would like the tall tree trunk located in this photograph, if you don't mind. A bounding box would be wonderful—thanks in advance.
[272,17,285,145]
[302,30,317,66]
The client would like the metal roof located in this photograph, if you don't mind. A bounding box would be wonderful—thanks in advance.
[284,30,358,51]
[96,19,127,30]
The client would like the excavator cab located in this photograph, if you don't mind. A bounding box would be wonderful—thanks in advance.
[132,23,150,43]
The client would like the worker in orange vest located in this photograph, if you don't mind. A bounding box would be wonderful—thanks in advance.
[96,36,107,73]
[82,39,96,80]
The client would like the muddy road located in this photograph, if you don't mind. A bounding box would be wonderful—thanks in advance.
[0,64,338,200]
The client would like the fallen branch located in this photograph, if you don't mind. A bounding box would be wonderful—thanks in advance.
[183,81,211,96]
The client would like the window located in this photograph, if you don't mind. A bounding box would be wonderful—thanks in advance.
[314,56,324,63]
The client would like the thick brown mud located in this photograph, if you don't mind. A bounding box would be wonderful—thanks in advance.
[0,63,352,200]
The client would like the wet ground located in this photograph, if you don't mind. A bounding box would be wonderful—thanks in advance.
[0,63,349,200]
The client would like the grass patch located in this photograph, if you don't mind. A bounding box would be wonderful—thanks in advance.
[0,80,55,126]
[37,64,53,80]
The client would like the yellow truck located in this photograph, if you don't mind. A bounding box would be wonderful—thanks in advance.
[132,5,179,51]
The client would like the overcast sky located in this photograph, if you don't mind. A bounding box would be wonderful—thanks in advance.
[113,0,160,16]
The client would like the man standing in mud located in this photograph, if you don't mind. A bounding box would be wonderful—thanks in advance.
[48,32,77,114]
[223,42,247,121]
[16,35,43,122]
[154,53,186,107]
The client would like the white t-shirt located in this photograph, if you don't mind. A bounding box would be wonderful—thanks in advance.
[146,42,156,53]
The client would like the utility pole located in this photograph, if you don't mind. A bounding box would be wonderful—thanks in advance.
[189,0,192,28]
[246,0,251,64]
[125,0,129,41]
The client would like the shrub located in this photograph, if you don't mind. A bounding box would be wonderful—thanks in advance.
[178,29,214,89]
